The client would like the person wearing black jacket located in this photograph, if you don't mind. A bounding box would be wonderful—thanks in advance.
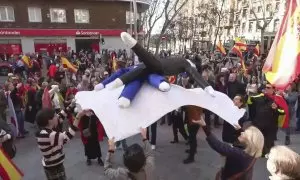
[169,108,188,144]
[222,94,249,144]
[247,83,285,156]
[227,73,246,99]
[193,117,264,180]
[9,83,27,138]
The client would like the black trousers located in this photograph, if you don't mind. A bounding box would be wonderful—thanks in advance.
[146,122,157,145]
[120,42,210,89]
[204,110,219,128]
[172,114,188,141]
[255,125,276,155]
[187,123,200,159]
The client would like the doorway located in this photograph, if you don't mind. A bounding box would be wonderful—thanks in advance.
[75,39,99,53]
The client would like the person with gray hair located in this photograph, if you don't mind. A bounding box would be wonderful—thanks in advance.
[267,145,300,180]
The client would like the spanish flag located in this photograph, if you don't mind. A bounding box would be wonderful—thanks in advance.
[231,44,246,71]
[216,41,226,55]
[168,76,176,84]
[112,57,118,72]
[61,57,78,73]
[0,148,23,180]
[22,55,33,68]
[254,44,260,57]
[263,0,300,89]
[234,37,247,51]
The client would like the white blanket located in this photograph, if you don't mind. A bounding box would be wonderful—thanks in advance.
[75,84,246,141]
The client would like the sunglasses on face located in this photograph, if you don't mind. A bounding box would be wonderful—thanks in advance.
[266,86,273,89]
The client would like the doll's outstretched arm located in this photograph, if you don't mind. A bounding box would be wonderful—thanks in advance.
[95,68,131,91]
[147,74,170,92]
[183,61,215,96]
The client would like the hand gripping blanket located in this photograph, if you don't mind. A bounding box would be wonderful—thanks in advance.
[75,84,245,141]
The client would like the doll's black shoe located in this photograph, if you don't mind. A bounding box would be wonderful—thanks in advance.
[86,159,92,166]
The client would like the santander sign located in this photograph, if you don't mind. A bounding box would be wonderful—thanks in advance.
[75,30,99,36]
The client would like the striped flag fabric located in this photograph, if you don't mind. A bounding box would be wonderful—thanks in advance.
[61,57,78,73]
[263,0,300,89]
[21,55,33,68]
[231,43,246,71]
[0,148,23,180]
[216,41,227,55]
[254,44,260,57]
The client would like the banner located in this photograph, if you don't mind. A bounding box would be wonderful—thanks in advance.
[76,84,245,141]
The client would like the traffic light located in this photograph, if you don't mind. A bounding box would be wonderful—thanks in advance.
[101,37,105,45]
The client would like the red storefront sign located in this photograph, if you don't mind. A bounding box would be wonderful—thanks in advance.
[0,44,22,54]
[0,29,123,37]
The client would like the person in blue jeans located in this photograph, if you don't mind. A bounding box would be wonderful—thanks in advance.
[9,83,28,138]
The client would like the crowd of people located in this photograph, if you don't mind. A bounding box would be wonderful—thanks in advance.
[0,48,300,180]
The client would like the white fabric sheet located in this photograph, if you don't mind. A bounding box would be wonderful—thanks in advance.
[75,84,246,141]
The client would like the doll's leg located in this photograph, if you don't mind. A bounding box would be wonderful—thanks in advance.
[147,74,170,92]
[118,79,143,108]
[120,32,163,73]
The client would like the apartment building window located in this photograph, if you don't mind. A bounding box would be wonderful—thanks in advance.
[274,19,279,32]
[257,6,262,13]
[249,22,253,32]
[275,2,280,11]
[0,6,15,22]
[50,8,66,23]
[74,9,89,23]
[242,22,246,33]
[266,4,271,11]
[235,26,240,35]
[256,21,261,31]
[28,7,42,22]
[242,9,247,18]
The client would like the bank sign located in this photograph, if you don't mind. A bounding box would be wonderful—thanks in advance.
[0,29,123,36]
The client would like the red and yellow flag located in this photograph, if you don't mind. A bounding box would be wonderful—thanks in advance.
[61,57,78,73]
[22,55,33,68]
[216,41,227,55]
[234,37,247,51]
[254,44,260,56]
[232,42,246,71]
[0,148,23,180]
[263,0,300,89]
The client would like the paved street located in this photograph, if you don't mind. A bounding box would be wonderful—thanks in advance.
[13,122,300,180]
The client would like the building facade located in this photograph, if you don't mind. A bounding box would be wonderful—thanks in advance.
[218,0,285,50]
[0,0,149,56]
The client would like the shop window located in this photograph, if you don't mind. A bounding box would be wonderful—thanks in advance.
[28,7,42,22]
[50,8,66,23]
[274,19,280,32]
[74,9,89,23]
[0,6,15,22]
